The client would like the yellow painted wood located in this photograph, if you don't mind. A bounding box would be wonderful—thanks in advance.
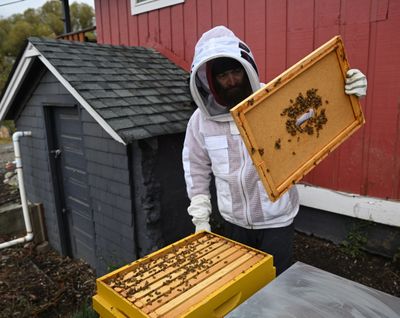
[230,35,365,201]
[92,231,275,318]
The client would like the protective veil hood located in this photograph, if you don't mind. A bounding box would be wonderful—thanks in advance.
[190,26,260,122]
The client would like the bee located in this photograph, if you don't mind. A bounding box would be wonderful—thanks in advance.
[274,139,281,150]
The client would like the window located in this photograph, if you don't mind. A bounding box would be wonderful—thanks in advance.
[131,0,184,15]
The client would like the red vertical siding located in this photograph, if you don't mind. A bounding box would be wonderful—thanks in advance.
[94,0,400,201]
[212,0,228,26]
[286,0,314,66]
[137,13,148,45]
[265,0,287,81]
[304,0,342,188]
[109,1,120,44]
[148,10,160,44]
[227,0,244,40]
[98,0,111,44]
[244,0,266,81]
[183,0,197,63]
[171,5,185,60]
[127,2,139,45]
[197,0,212,36]
[118,0,129,45]
[335,0,370,194]
[364,0,400,198]
[159,8,172,50]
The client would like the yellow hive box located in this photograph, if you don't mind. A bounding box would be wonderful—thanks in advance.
[230,35,365,202]
[93,231,275,317]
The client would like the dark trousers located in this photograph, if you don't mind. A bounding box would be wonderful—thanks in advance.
[223,221,294,275]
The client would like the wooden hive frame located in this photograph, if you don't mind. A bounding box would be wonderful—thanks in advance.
[230,36,365,202]
[93,231,275,317]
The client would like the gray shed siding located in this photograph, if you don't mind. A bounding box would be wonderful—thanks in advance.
[17,71,71,252]
[131,135,193,258]
[81,110,136,274]
[16,71,136,274]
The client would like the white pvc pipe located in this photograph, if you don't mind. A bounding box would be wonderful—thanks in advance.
[0,131,33,249]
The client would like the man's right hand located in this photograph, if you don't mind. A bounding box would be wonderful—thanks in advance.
[194,221,211,232]
[188,194,212,233]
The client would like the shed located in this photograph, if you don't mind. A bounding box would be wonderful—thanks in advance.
[0,38,194,274]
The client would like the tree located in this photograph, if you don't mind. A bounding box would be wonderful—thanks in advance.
[0,0,95,94]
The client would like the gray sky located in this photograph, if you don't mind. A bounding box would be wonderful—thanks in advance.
[0,0,94,18]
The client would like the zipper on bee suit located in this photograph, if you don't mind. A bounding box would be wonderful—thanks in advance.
[238,138,252,228]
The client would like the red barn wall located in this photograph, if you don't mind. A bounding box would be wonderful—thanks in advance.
[94,0,400,201]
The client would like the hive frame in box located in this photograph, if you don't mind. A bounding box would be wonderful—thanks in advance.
[230,36,365,202]
[93,231,275,318]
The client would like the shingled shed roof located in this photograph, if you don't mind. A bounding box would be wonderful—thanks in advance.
[0,37,193,144]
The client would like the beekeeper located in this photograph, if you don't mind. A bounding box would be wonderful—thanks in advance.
[182,26,367,274]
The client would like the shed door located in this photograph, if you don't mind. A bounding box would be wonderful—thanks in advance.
[49,106,96,266]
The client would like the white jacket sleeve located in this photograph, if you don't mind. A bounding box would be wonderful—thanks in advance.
[182,111,213,231]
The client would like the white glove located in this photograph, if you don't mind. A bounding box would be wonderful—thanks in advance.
[345,69,367,98]
[188,194,211,232]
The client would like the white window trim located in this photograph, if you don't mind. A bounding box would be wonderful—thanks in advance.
[131,0,184,15]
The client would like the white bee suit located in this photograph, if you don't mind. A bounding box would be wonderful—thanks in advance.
[183,26,300,232]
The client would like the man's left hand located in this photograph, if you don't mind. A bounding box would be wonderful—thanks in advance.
[345,69,367,98]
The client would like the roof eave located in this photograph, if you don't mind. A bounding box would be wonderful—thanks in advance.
[0,40,127,146]
[0,42,40,121]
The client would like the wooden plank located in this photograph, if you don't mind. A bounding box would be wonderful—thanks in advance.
[162,254,264,318]
[127,1,139,45]
[100,0,112,44]
[266,0,287,81]
[118,0,129,45]
[363,0,400,199]
[196,0,212,37]
[94,0,103,43]
[335,0,370,194]
[107,234,218,284]
[148,10,160,43]
[109,0,120,44]
[211,0,228,26]
[136,244,243,310]
[159,7,172,50]
[183,0,197,64]
[125,240,232,302]
[171,4,185,61]
[227,0,245,40]
[244,0,266,81]
[287,0,314,66]
[138,13,149,45]
[152,251,257,316]
[305,0,342,188]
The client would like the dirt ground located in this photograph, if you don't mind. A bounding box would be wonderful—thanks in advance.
[0,140,399,317]
[0,230,398,318]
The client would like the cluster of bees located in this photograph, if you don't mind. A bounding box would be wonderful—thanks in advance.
[275,88,328,152]
[106,234,230,306]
